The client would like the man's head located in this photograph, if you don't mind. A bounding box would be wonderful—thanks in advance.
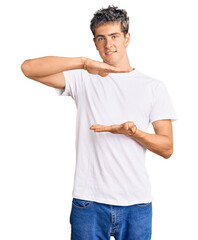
[90,5,131,68]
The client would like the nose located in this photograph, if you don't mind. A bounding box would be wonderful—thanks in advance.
[105,38,113,49]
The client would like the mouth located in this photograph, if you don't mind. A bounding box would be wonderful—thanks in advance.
[105,51,117,55]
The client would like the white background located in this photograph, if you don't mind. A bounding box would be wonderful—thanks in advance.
[1,0,197,239]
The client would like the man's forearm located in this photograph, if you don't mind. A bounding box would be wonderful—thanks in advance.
[21,56,87,78]
[130,128,173,159]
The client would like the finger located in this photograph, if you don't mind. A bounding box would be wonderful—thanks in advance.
[90,124,104,129]
[128,124,135,132]
[107,66,134,73]
[127,122,135,130]
[122,123,129,131]
[93,126,111,132]
[123,122,134,131]
[128,125,137,135]
[90,124,110,131]
[94,129,109,132]
[99,72,109,77]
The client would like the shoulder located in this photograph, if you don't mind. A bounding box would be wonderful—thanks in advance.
[135,69,164,89]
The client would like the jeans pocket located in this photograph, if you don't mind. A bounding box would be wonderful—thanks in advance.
[72,198,93,209]
[136,202,152,208]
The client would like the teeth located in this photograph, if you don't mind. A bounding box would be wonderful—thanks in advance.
[106,51,115,55]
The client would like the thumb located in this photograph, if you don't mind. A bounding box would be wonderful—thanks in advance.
[132,125,137,132]
[122,123,129,131]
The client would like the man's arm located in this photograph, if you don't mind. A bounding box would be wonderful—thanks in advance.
[90,119,174,159]
[129,119,173,159]
[20,56,132,88]
[21,56,86,78]
[20,56,86,89]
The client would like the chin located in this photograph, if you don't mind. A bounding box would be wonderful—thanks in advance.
[103,58,116,65]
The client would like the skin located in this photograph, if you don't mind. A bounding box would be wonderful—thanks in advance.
[83,57,132,77]
[89,22,174,159]
[93,22,132,69]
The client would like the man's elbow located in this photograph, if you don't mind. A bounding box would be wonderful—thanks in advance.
[21,60,31,77]
[163,148,173,159]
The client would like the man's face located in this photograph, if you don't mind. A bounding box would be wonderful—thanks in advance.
[93,22,130,66]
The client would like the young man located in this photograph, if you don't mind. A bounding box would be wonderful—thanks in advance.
[21,5,177,240]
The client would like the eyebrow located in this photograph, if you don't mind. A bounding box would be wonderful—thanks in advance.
[94,32,121,39]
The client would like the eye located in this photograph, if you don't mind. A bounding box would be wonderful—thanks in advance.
[98,37,105,41]
[113,35,118,38]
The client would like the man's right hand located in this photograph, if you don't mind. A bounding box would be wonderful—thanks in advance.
[83,58,133,77]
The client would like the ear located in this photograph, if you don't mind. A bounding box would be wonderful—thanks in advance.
[124,33,130,48]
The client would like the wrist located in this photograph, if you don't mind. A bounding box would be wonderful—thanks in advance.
[81,57,86,69]
[130,128,146,139]
[81,57,91,70]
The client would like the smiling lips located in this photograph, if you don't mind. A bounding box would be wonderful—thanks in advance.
[105,51,116,55]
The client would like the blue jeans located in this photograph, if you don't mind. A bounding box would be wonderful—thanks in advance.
[70,197,152,240]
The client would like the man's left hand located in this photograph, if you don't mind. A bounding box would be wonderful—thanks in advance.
[90,121,137,136]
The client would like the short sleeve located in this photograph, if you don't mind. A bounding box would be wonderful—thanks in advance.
[149,81,178,123]
[54,69,83,100]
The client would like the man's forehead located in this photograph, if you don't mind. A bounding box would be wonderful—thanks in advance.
[94,22,122,37]
[95,22,121,34]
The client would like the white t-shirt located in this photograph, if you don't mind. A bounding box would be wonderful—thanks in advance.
[55,68,177,206]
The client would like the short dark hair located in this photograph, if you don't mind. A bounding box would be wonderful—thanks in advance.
[90,5,129,38]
